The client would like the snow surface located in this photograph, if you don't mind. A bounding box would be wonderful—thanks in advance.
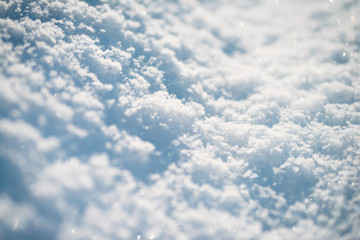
[0,0,360,239]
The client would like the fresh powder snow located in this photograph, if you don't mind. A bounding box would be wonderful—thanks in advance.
[0,0,359,239]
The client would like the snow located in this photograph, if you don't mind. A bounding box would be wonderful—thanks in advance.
[0,0,360,239]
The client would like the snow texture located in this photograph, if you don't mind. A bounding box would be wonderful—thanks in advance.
[0,0,360,239]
